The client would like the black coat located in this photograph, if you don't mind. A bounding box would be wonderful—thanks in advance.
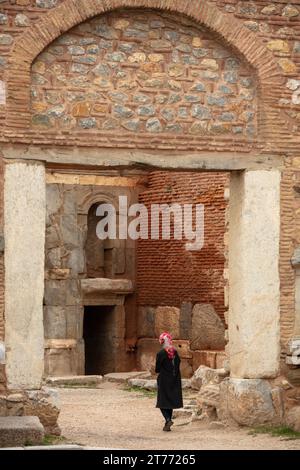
[155,349,183,409]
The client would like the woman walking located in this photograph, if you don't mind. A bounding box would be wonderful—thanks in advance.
[155,332,183,432]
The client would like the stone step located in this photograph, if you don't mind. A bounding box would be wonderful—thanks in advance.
[128,378,192,390]
[45,375,103,387]
[104,371,151,383]
[128,378,157,390]
[0,417,44,448]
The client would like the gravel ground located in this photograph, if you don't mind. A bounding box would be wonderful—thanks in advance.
[58,382,300,450]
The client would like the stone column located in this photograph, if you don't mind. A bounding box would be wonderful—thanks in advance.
[229,169,281,379]
[4,160,45,389]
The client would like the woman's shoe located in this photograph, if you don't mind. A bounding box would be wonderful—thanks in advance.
[163,420,172,432]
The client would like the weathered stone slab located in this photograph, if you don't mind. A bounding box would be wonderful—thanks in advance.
[44,306,83,340]
[191,365,228,390]
[66,248,85,275]
[45,375,103,387]
[45,339,77,349]
[286,406,300,432]
[45,247,61,269]
[46,184,61,222]
[104,371,149,383]
[154,306,180,339]
[60,214,80,249]
[137,306,155,338]
[179,302,192,339]
[44,339,84,377]
[81,278,133,295]
[5,147,283,172]
[46,268,70,280]
[217,378,278,426]
[0,417,44,447]
[44,279,81,306]
[136,338,159,373]
[191,304,225,350]
[128,378,191,390]
[4,161,45,389]
[229,170,280,379]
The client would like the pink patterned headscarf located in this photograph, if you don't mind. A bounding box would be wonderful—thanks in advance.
[159,332,176,360]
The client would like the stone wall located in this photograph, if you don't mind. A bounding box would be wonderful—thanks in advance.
[44,175,140,376]
[0,387,60,436]
[137,303,227,378]
[4,161,45,390]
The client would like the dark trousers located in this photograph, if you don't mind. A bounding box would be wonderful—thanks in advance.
[160,408,173,422]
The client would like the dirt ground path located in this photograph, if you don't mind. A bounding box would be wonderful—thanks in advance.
[57,381,300,450]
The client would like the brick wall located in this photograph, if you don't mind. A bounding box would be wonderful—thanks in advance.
[137,171,229,321]
[0,0,299,366]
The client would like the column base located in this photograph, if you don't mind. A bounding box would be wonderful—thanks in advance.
[217,378,284,427]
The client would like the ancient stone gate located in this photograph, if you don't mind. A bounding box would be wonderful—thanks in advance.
[0,0,300,428]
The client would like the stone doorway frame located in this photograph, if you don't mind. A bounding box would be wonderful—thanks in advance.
[2,147,282,389]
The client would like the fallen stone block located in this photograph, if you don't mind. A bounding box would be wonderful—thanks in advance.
[191,365,228,390]
[0,416,44,448]
[24,388,61,436]
[191,304,225,350]
[173,408,193,419]
[45,375,103,387]
[104,371,150,383]
[285,406,300,432]
[217,378,280,427]
[128,378,191,390]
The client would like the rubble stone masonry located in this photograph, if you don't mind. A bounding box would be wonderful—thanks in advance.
[137,171,229,321]
[28,10,257,141]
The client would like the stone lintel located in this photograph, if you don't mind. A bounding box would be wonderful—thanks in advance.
[44,339,77,349]
[2,145,284,171]
[46,173,148,187]
[81,278,133,295]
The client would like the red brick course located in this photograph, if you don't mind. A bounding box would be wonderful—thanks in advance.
[137,171,229,321]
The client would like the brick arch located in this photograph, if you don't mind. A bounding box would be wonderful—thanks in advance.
[6,0,282,136]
